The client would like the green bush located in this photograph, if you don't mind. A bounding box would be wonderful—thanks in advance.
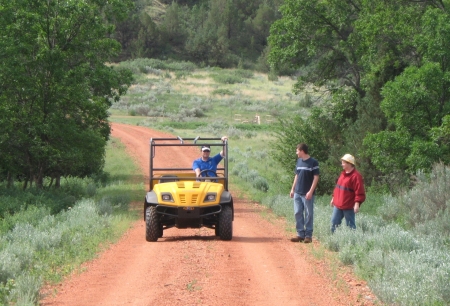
[0,206,51,235]
[97,197,113,216]
[175,71,191,79]
[11,273,42,306]
[129,104,150,116]
[86,183,97,198]
[231,162,248,177]
[268,69,278,81]
[0,184,84,219]
[212,88,234,96]
[160,121,206,130]
[253,150,267,160]
[253,176,269,192]
[378,163,450,229]
[119,58,197,74]
[233,69,254,79]
[0,199,115,302]
[0,279,15,305]
[210,73,243,84]
[298,93,313,108]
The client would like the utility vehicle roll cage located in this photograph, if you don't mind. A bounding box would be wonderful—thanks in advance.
[149,136,229,191]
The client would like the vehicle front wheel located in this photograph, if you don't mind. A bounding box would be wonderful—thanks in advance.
[214,224,219,236]
[218,205,233,240]
[158,222,163,238]
[145,206,160,242]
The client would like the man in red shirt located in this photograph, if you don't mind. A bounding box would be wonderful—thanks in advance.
[330,154,365,233]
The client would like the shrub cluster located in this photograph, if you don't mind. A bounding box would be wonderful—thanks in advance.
[0,199,113,304]
[118,58,197,75]
[209,69,254,85]
[379,163,450,233]
[231,162,269,192]
[210,73,244,84]
[212,88,234,96]
[0,177,103,220]
[128,103,151,116]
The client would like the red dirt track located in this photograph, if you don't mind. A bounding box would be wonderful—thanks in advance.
[40,123,377,306]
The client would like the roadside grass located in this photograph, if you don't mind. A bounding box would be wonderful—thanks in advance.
[0,138,142,305]
[262,193,450,306]
[109,60,450,305]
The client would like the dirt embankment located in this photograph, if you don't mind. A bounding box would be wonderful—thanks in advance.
[40,123,377,306]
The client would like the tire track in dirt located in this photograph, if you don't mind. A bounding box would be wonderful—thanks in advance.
[40,123,377,306]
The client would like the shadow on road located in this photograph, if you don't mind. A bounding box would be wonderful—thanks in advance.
[158,235,284,243]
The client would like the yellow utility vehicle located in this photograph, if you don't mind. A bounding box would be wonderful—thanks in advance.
[144,137,233,241]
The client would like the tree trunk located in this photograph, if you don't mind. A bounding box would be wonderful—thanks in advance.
[48,177,54,188]
[34,166,44,189]
[35,174,44,189]
[7,172,13,188]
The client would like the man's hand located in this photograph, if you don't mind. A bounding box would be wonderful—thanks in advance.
[305,191,313,200]
[221,136,228,142]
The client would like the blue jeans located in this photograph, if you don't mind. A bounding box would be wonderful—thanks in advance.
[331,206,356,233]
[293,193,314,238]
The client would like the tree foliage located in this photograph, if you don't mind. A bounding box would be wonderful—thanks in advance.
[114,0,282,67]
[269,0,365,96]
[268,0,450,193]
[0,0,133,188]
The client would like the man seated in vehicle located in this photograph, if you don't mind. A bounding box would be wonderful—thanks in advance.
[193,136,228,179]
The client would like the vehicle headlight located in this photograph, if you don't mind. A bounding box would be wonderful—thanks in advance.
[204,193,216,202]
[161,193,173,202]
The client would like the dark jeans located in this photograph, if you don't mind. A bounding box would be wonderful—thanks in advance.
[331,206,355,233]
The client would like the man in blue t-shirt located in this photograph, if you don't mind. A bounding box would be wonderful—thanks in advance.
[193,136,228,178]
[289,143,319,243]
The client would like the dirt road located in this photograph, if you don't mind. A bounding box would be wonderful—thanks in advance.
[40,123,376,306]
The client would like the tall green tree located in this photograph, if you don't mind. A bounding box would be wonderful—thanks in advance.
[268,0,371,193]
[0,0,133,188]
[269,0,365,98]
[185,0,237,66]
[160,2,188,51]
[114,0,162,60]
[364,6,450,175]
[268,0,450,192]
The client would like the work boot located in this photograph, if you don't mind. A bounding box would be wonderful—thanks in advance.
[290,236,305,242]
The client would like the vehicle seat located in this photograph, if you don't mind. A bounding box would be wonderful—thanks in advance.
[159,175,178,183]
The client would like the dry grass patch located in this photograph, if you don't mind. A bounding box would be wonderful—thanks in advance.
[171,83,215,96]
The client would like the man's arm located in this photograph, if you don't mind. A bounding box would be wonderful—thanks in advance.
[193,160,201,177]
[306,175,319,200]
[290,174,298,198]
[194,168,201,177]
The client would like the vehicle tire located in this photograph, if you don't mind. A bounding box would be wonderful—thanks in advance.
[158,222,163,238]
[214,224,220,236]
[218,205,233,240]
[145,206,160,242]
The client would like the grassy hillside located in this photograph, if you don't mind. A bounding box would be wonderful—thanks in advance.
[111,60,314,126]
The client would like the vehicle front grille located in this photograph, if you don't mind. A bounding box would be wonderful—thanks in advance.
[179,194,199,204]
